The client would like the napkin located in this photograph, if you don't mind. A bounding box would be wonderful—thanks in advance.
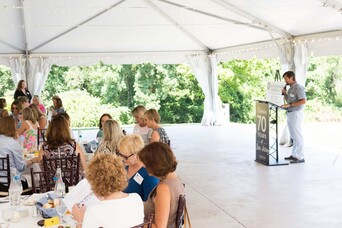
[35,193,59,218]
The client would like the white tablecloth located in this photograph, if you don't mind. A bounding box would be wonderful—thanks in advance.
[0,196,75,228]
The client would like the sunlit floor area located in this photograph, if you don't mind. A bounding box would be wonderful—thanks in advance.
[79,122,342,228]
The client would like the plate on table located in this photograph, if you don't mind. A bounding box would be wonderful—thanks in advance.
[0,196,9,203]
[22,193,46,206]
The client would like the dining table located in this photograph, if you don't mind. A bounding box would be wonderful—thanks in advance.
[0,193,76,228]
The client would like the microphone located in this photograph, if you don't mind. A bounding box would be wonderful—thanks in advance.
[281,85,287,95]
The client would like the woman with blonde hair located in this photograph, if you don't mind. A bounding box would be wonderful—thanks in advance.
[71,154,144,228]
[38,114,86,174]
[131,105,150,145]
[32,95,46,113]
[17,107,39,151]
[118,134,159,201]
[95,119,124,155]
[144,109,169,144]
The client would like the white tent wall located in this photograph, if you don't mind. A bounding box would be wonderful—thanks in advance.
[1,0,342,125]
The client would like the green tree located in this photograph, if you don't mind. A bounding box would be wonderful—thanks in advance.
[0,65,14,97]
[218,58,279,123]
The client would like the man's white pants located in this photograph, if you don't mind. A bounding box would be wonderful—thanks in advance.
[287,110,304,160]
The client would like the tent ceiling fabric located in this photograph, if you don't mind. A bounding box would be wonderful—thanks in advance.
[0,0,341,65]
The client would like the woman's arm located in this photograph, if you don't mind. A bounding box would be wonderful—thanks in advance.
[17,121,28,135]
[72,204,86,228]
[150,130,160,143]
[76,143,87,171]
[152,183,171,228]
[38,116,47,129]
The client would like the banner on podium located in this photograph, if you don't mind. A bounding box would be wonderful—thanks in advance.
[255,102,269,164]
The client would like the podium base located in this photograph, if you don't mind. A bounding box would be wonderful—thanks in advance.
[255,159,289,166]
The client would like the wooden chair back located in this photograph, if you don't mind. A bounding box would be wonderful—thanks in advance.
[130,214,154,228]
[37,128,47,147]
[0,155,10,196]
[42,154,80,188]
[175,195,186,228]
[30,168,56,193]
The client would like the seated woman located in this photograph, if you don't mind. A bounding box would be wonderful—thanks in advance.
[144,109,170,144]
[50,96,65,116]
[71,154,144,228]
[38,114,86,176]
[0,98,9,117]
[0,117,38,191]
[30,103,47,129]
[10,100,22,129]
[32,95,46,114]
[118,134,159,201]
[17,96,30,109]
[95,119,123,155]
[95,113,112,141]
[132,105,150,145]
[139,142,184,228]
[17,107,39,152]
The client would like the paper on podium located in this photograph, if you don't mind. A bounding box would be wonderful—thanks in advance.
[63,179,100,211]
[266,81,285,106]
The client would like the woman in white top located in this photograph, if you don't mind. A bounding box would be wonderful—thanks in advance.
[132,105,151,145]
[71,154,144,228]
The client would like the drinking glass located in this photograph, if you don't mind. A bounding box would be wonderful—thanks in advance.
[2,207,14,227]
[90,143,97,153]
[55,198,67,224]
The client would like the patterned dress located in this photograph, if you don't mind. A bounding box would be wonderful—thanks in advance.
[22,121,38,151]
[148,128,170,144]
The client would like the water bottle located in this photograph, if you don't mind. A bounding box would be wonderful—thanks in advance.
[9,173,21,207]
[54,168,65,198]
[78,130,83,143]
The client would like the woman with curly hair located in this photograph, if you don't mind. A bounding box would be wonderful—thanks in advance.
[139,142,184,228]
[71,154,144,228]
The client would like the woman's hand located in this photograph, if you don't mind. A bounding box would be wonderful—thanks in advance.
[72,204,86,227]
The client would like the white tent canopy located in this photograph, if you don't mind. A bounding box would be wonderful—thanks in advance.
[0,0,341,125]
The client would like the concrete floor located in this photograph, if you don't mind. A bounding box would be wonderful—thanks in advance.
[78,122,342,228]
[164,123,342,228]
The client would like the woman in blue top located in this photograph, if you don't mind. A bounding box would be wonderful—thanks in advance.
[117,134,159,201]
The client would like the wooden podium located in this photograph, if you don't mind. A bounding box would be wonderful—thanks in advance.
[255,100,289,166]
